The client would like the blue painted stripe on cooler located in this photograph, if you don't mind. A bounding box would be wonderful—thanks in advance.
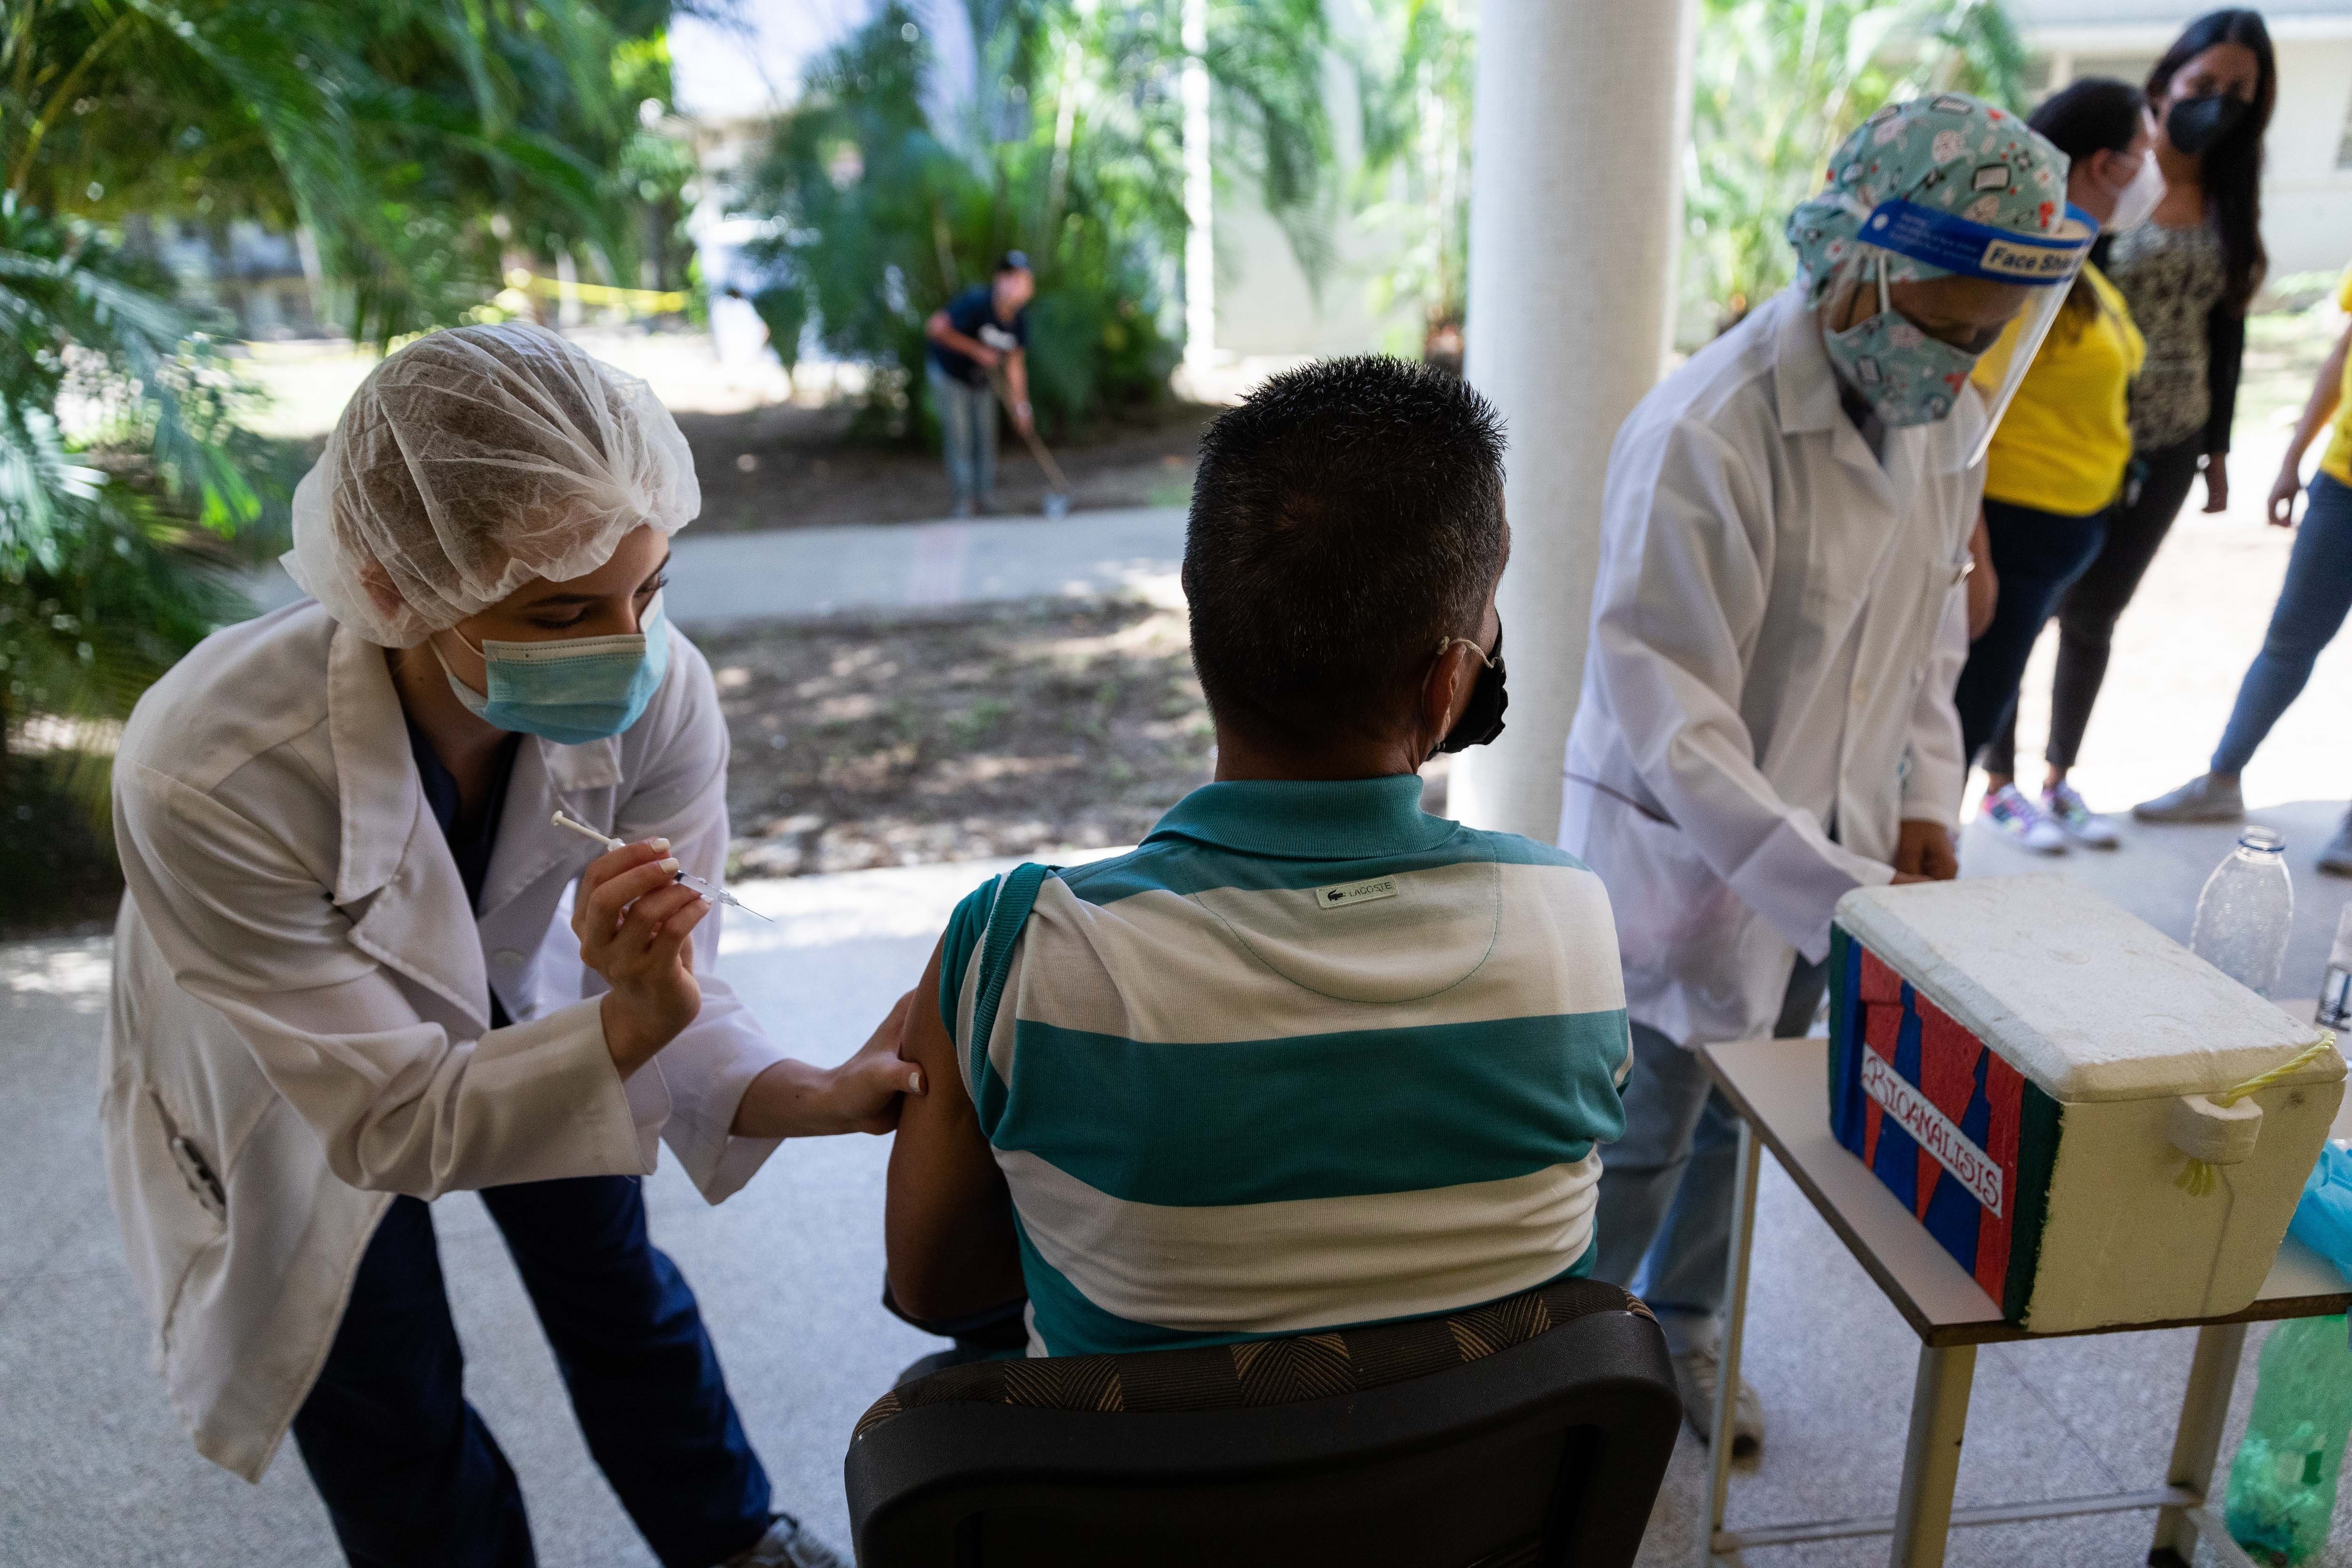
[1012,1214,1601,1359]
[985,1011,1630,1206]
[1872,983,1925,1213]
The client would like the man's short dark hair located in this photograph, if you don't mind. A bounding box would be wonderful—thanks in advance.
[1184,356,1506,751]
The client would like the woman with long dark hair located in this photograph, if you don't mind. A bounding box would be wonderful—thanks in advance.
[1957,78,2156,853]
[1993,9,2273,837]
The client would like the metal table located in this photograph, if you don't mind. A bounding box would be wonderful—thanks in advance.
[1698,1032,2352,1568]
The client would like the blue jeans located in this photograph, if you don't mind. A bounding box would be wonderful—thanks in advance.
[1590,957,1827,1355]
[1955,496,2112,770]
[291,1177,771,1568]
[2212,471,2352,774]
[928,360,997,505]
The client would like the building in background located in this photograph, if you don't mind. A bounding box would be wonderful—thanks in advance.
[109,216,326,341]
[2011,0,2352,279]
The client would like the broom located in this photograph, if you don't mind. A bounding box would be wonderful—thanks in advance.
[987,366,1073,519]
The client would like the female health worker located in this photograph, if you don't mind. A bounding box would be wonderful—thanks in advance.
[1562,94,2090,1455]
[1953,78,2157,852]
[102,324,918,1568]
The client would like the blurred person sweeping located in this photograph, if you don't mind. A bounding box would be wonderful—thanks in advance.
[1953,79,2157,852]
[924,252,1036,517]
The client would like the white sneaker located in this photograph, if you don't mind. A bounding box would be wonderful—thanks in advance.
[1672,1343,1764,1459]
[2319,811,2352,877]
[2040,780,2120,848]
[2133,772,2245,823]
[1982,783,2067,854]
[726,1515,850,1568]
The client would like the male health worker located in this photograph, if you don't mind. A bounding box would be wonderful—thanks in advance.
[1560,94,2092,1453]
[103,325,917,1568]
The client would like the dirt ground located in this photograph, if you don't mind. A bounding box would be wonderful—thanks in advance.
[699,598,1216,878]
[675,401,1212,532]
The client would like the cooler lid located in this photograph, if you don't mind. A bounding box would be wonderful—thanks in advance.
[1834,875,2339,1103]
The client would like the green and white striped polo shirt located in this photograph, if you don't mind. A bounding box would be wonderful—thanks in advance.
[938,774,1634,1359]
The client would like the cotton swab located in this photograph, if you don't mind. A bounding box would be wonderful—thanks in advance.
[550,811,773,922]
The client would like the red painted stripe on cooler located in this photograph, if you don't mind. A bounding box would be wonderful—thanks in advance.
[1859,947,1905,1005]
[1915,995,1982,1121]
[1864,1001,1903,1059]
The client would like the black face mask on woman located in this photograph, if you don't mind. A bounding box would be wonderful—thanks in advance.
[1435,619,1507,754]
[2168,92,2249,158]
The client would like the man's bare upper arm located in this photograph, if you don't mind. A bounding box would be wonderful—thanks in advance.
[884,934,1023,1320]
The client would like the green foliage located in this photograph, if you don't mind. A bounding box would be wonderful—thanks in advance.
[1349,0,1474,357]
[736,0,1335,438]
[0,0,702,866]
[0,195,272,813]
[1680,0,2028,342]
[2,0,701,345]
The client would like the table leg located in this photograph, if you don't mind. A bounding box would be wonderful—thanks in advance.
[1888,1341,1975,1568]
[1699,1119,1763,1568]
[2147,1321,2248,1568]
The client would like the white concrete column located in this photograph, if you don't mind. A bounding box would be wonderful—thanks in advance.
[1448,0,1697,843]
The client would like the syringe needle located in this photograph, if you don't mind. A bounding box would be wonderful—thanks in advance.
[550,812,772,922]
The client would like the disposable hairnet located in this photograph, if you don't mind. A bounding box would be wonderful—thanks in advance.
[1786,94,2069,307]
[284,322,699,648]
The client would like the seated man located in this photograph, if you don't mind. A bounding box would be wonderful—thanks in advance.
[884,356,1634,1357]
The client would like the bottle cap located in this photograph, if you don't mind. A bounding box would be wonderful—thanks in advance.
[2332,903,2352,971]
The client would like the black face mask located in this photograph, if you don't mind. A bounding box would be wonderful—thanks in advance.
[2167,92,2249,158]
[1435,620,1507,754]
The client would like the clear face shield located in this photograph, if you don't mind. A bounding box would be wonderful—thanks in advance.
[1832,198,2098,462]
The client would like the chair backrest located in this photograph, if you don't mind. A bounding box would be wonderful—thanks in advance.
[844,1277,1678,1568]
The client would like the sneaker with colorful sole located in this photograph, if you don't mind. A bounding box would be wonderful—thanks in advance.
[1983,782,2067,854]
[2040,780,2120,848]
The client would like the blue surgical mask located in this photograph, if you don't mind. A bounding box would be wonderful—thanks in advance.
[1822,257,1985,428]
[436,592,671,745]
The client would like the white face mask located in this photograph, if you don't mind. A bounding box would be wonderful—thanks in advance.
[2103,145,2166,235]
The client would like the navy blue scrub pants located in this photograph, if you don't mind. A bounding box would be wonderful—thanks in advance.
[291,1176,771,1568]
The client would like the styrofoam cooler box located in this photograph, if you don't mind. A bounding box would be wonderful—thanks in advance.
[1828,875,2345,1332]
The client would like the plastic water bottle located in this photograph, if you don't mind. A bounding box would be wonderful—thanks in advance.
[2224,1314,2352,1565]
[2317,905,2352,1031]
[2191,827,2294,997]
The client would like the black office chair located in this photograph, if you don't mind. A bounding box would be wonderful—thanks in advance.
[844,1275,1679,1568]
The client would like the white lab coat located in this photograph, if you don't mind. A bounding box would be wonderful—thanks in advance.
[1559,285,1980,1049]
[101,599,787,1480]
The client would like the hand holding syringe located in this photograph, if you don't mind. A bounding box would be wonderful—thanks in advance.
[552,811,772,922]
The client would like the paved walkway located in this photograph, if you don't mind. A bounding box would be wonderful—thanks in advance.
[244,506,1189,629]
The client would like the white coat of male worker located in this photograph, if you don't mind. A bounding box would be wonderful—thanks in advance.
[102,324,917,1568]
[1560,94,2093,1455]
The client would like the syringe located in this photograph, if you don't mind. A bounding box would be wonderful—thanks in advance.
[551,811,772,922]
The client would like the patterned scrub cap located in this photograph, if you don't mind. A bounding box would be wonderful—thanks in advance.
[1785,92,2071,306]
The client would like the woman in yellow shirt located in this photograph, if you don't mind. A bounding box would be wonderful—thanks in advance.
[1953,78,2156,853]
